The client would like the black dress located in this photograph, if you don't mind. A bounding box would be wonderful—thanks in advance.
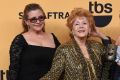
[8,33,60,80]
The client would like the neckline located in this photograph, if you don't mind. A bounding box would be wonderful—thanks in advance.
[20,33,56,48]
[72,38,91,59]
[28,44,56,49]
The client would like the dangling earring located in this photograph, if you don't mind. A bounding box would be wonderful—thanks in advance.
[87,32,89,38]
[87,30,91,37]
[69,31,74,38]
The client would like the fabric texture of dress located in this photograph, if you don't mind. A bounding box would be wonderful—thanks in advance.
[40,39,116,80]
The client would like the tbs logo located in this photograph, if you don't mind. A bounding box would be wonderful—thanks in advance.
[89,1,112,27]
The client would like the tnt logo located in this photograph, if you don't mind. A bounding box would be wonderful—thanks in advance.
[89,1,112,27]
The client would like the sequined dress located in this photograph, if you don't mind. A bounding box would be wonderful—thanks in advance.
[40,39,115,80]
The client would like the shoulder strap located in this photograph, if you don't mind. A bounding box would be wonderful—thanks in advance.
[51,33,61,48]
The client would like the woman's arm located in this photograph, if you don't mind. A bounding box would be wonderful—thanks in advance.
[90,27,109,40]
[115,36,120,66]
[40,45,65,80]
[8,35,26,80]
[115,46,120,66]
[90,27,116,60]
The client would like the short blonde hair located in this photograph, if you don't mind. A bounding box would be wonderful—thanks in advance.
[67,8,96,32]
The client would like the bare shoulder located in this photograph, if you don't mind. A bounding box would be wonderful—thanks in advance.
[21,32,30,37]
[44,33,53,39]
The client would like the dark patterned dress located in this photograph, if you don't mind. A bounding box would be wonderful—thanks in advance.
[40,39,115,80]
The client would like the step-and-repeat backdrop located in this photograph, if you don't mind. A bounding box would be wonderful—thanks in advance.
[0,0,119,80]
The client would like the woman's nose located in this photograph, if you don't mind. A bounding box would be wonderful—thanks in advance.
[36,19,41,23]
[79,24,83,28]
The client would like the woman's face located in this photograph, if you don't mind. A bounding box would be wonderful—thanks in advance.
[26,9,45,32]
[72,17,90,38]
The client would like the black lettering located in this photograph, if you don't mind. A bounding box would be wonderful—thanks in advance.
[65,12,69,19]
[47,12,53,19]
[89,1,94,13]
[95,1,104,13]
[104,3,112,13]
[53,12,58,19]
[59,12,64,19]
[19,12,23,19]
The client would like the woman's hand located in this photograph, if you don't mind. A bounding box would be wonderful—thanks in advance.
[115,36,120,66]
[117,62,120,66]
[115,36,120,45]
[90,27,109,40]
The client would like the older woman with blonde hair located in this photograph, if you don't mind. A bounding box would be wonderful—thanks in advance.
[40,8,115,80]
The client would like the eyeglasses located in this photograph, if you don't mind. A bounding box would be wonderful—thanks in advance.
[28,16,46,23]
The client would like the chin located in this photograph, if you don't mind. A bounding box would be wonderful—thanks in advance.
[77,34,87,38]
[78,36,86,39]
[33,29,42,32]
[34,27,43,31]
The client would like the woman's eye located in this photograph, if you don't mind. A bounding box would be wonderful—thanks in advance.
[83,23,87,24]
[75,23,79,25]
